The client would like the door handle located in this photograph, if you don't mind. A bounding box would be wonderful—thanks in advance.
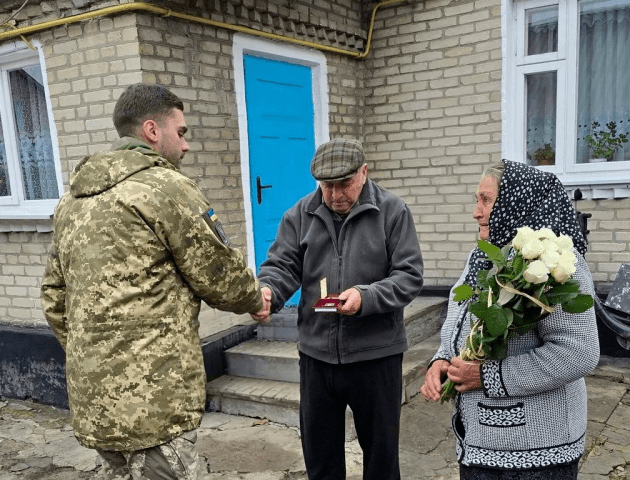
[256,176,272,205]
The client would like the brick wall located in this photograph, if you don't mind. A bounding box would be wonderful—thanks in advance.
[135,13,250,248]
[0,232,50,325]
[582,198,630,285]
[362,0,503,286]
[43,13,142,180]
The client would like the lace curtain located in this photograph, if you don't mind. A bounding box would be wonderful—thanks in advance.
[576,1,630,163]
[526,16,558,165]
[527,72,557,164]
[0,120,8,197]
[9,68,58,200]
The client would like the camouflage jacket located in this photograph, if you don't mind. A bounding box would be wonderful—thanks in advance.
[41,138,262,451]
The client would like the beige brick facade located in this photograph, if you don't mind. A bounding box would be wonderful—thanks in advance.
[0,0,628,327]
[363,0,503,285]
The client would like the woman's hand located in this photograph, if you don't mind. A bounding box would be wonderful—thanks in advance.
[421,359,450,401]
[447,357,482,392]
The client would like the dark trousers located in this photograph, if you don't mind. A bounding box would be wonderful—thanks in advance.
[299,352,403,480]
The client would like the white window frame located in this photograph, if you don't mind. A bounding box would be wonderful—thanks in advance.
[503,0,630,192]
[0,40,63,220]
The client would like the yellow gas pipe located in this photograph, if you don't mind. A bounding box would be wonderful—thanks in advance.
[0,0,406,59]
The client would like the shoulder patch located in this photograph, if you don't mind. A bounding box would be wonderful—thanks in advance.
[201,208,230,246]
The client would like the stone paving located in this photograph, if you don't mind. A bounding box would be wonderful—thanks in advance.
[0,356,628,480]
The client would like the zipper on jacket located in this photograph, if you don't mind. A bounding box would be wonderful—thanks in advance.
[336,253,343,364]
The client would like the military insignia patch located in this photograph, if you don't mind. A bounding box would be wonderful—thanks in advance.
[201,208,230,246]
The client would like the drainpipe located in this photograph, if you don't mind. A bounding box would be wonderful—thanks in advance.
[0,0,406,59]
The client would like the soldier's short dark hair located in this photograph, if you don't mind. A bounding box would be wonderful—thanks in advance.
[113,83,184,137]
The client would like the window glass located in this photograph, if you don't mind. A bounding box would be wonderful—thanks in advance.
[576,0,630,163]
[0,117,9,197]
[526,5,559,55]
[526,71,557,166]
[9,66,58,200]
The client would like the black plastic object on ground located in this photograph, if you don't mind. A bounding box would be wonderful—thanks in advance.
[594,263,630,351]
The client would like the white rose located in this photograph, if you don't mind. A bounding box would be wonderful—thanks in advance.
[537,228,557,241]
[540,249,560,270]
[521,238,545,260]
[541,238,559,253]
[512,226,536,250]
[556,235,574,254]
[523,260,550,284]
[559,250,576,265]
[552,256,576,283]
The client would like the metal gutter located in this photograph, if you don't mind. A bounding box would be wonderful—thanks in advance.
[0,0,405,59]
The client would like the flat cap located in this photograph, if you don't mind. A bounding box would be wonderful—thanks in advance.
[310,138,365,181]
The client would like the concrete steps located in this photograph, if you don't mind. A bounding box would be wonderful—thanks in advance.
[225,339,300,383]
[256,308,298,342]
[207,296,447,428]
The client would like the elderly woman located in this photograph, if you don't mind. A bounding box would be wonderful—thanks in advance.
[421,160,599,480]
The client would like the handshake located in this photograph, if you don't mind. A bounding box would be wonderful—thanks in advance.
[251,286,273,323]
[250,285,363,323]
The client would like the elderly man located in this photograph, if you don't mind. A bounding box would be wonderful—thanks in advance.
[254,138,424,480]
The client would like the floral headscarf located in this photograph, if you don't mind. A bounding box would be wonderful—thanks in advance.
[463,160,587,288]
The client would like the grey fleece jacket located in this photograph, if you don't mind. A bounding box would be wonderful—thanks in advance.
[258,179,424,364]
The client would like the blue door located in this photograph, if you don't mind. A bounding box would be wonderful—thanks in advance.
[244,55,316,305]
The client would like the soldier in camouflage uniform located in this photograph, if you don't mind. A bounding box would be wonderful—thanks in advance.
[41,83,269,479]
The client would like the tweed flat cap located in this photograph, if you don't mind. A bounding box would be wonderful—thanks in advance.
[310,139,365,181]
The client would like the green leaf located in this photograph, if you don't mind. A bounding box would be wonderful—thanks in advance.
[512,297,525,313]
[533,283,546,298]
[511,310,524,326]
[547,281,580,295]
[505,308,513,328]
[478,290,490,306]
[513,322,538,336]
[469,302,510,337]
[477,270,490,289]
[562,294,594,313]
[546,291,578,305]
[478,240,507,267]
[453,284,474,302]
[492,342,508,360]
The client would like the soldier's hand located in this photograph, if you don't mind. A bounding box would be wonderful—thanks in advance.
[337,287,362,315]
[251,287,272,323]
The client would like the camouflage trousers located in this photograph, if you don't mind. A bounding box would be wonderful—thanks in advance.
[96,429,202,480]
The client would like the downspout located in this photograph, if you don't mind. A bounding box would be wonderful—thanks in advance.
[0,0,406,59]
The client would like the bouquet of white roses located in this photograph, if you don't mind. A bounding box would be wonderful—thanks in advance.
[440,226,594,403]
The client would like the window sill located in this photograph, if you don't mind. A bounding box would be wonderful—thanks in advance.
[561,183,630,200]
[0,218,54,233]
[538,165,630,199]
[0,204,56,232]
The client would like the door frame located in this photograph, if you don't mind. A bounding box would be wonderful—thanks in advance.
[233,33,330,271]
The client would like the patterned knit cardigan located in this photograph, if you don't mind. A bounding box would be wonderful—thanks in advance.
[432,250,599,470]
